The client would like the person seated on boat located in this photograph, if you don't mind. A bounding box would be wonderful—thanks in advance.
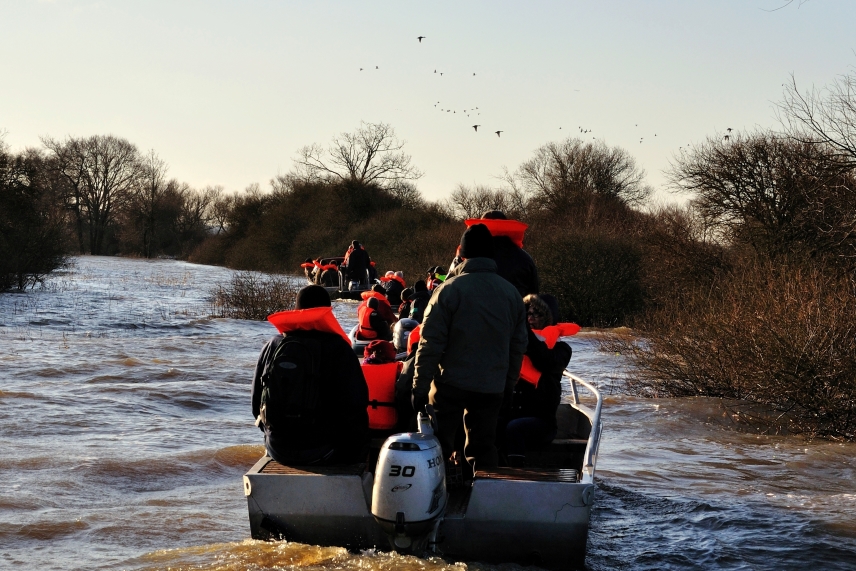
[504,293,572,467]
[301,258,317,283]
[398,287,414,317]
[407,280,431,323]
[252,285,369,465]
[362,284,398,324]
[318,260,340,287]
[426,266,443,291]
[357,297,393,341]
[363,338,397,364]
[412,224,528,470]
[461,211,539,297]
[381,271,406,307]
[342,240,370,283]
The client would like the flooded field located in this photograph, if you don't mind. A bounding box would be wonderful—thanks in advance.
[1,256,854,570]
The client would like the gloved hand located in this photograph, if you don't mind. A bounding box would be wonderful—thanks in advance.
[411,392,429,414]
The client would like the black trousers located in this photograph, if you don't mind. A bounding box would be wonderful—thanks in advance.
[429,382,505,469]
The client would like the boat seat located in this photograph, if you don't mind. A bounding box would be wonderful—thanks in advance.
[259,460,366,476]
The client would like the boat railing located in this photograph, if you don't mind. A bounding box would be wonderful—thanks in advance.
[563,371,603,474]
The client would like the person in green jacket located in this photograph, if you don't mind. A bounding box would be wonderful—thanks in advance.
[411,223,528,470]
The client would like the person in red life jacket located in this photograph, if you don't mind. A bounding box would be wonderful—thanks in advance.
[342,240,370,284]
[463,211,539,297]
[381,270,406,307]
[398,287,414,317]
[412,223,528,470]
[318,260,340,287]
[407,280,431,323]
[503,293,572,467]
[301,258,316,283]
[252,285,369,465]
[426,266,444,291]
[365,284,398,324]
[363,339,397,364]
[357,296,393,341]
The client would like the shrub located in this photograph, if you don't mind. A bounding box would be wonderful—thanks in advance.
[210,271,299,320]
[615,260,856,440]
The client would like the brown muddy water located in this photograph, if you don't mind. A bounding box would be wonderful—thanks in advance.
[1,256,854,571]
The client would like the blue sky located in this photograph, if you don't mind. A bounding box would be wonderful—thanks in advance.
[2,0,854,202]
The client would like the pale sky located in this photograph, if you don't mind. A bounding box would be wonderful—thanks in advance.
[2,0,854,202]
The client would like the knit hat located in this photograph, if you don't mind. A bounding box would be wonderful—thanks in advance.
[363,339,397,363]
[481,210,507,220]
[395,271,404,279]
[459,223,494,259]
[372,283,386,295]
[295,285,332,309]
[413,280,427,292]
[400,287,413,301]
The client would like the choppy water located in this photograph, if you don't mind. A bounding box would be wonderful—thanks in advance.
[1,256,854,571]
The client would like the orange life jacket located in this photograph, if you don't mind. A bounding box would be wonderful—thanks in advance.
[319,263,338,271]
[380,275,406,288]
[465,218,528,248]
[266,307,350,344]
[300,262,315,269]
[361,290,391,307]
[362,361,403,430]
[407,324,421,354]
[357,303,378,340]
[519,323,581,387]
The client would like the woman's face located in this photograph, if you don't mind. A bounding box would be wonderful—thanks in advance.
[526,305,549,330]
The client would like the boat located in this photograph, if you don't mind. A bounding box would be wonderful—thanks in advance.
[243,371,603,570]
[303,256,376,301]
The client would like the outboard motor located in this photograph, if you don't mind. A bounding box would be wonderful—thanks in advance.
[392,318,419,354]
[372,412,446,553]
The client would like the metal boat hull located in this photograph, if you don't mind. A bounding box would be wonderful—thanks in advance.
[244,374,602,570]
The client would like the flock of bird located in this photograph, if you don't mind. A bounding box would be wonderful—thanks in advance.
[356,35,742,150]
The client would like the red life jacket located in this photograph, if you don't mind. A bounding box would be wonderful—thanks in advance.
[519,323,581,387]
[361,290,391,308]
[407,324,421,354]
[362,361,403,430]
[357,303,378,340]
[380,275,406,288]
[319,263,338,271]
[266,307,350,344]
[465,218,528,248]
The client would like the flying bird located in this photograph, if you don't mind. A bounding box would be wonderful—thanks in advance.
[495,131,503,137]
[418,36,426,42]
[473,73,476,76]
[359,68,363,71]
[473,125,480,131]
[376,66,379,69]
[727,127,732,133]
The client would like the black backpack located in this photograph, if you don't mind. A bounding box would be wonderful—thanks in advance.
[259,336,323,432]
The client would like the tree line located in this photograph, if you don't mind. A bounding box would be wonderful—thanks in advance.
[2,69,855,439]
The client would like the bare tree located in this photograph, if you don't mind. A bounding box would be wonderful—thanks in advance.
[515,138,650,214]
[445,183,526,219]
[133,150,169,258]
[669,131,856,262]
[293,122,422,188]
[779,73,856,164]
[43,135,142,254]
